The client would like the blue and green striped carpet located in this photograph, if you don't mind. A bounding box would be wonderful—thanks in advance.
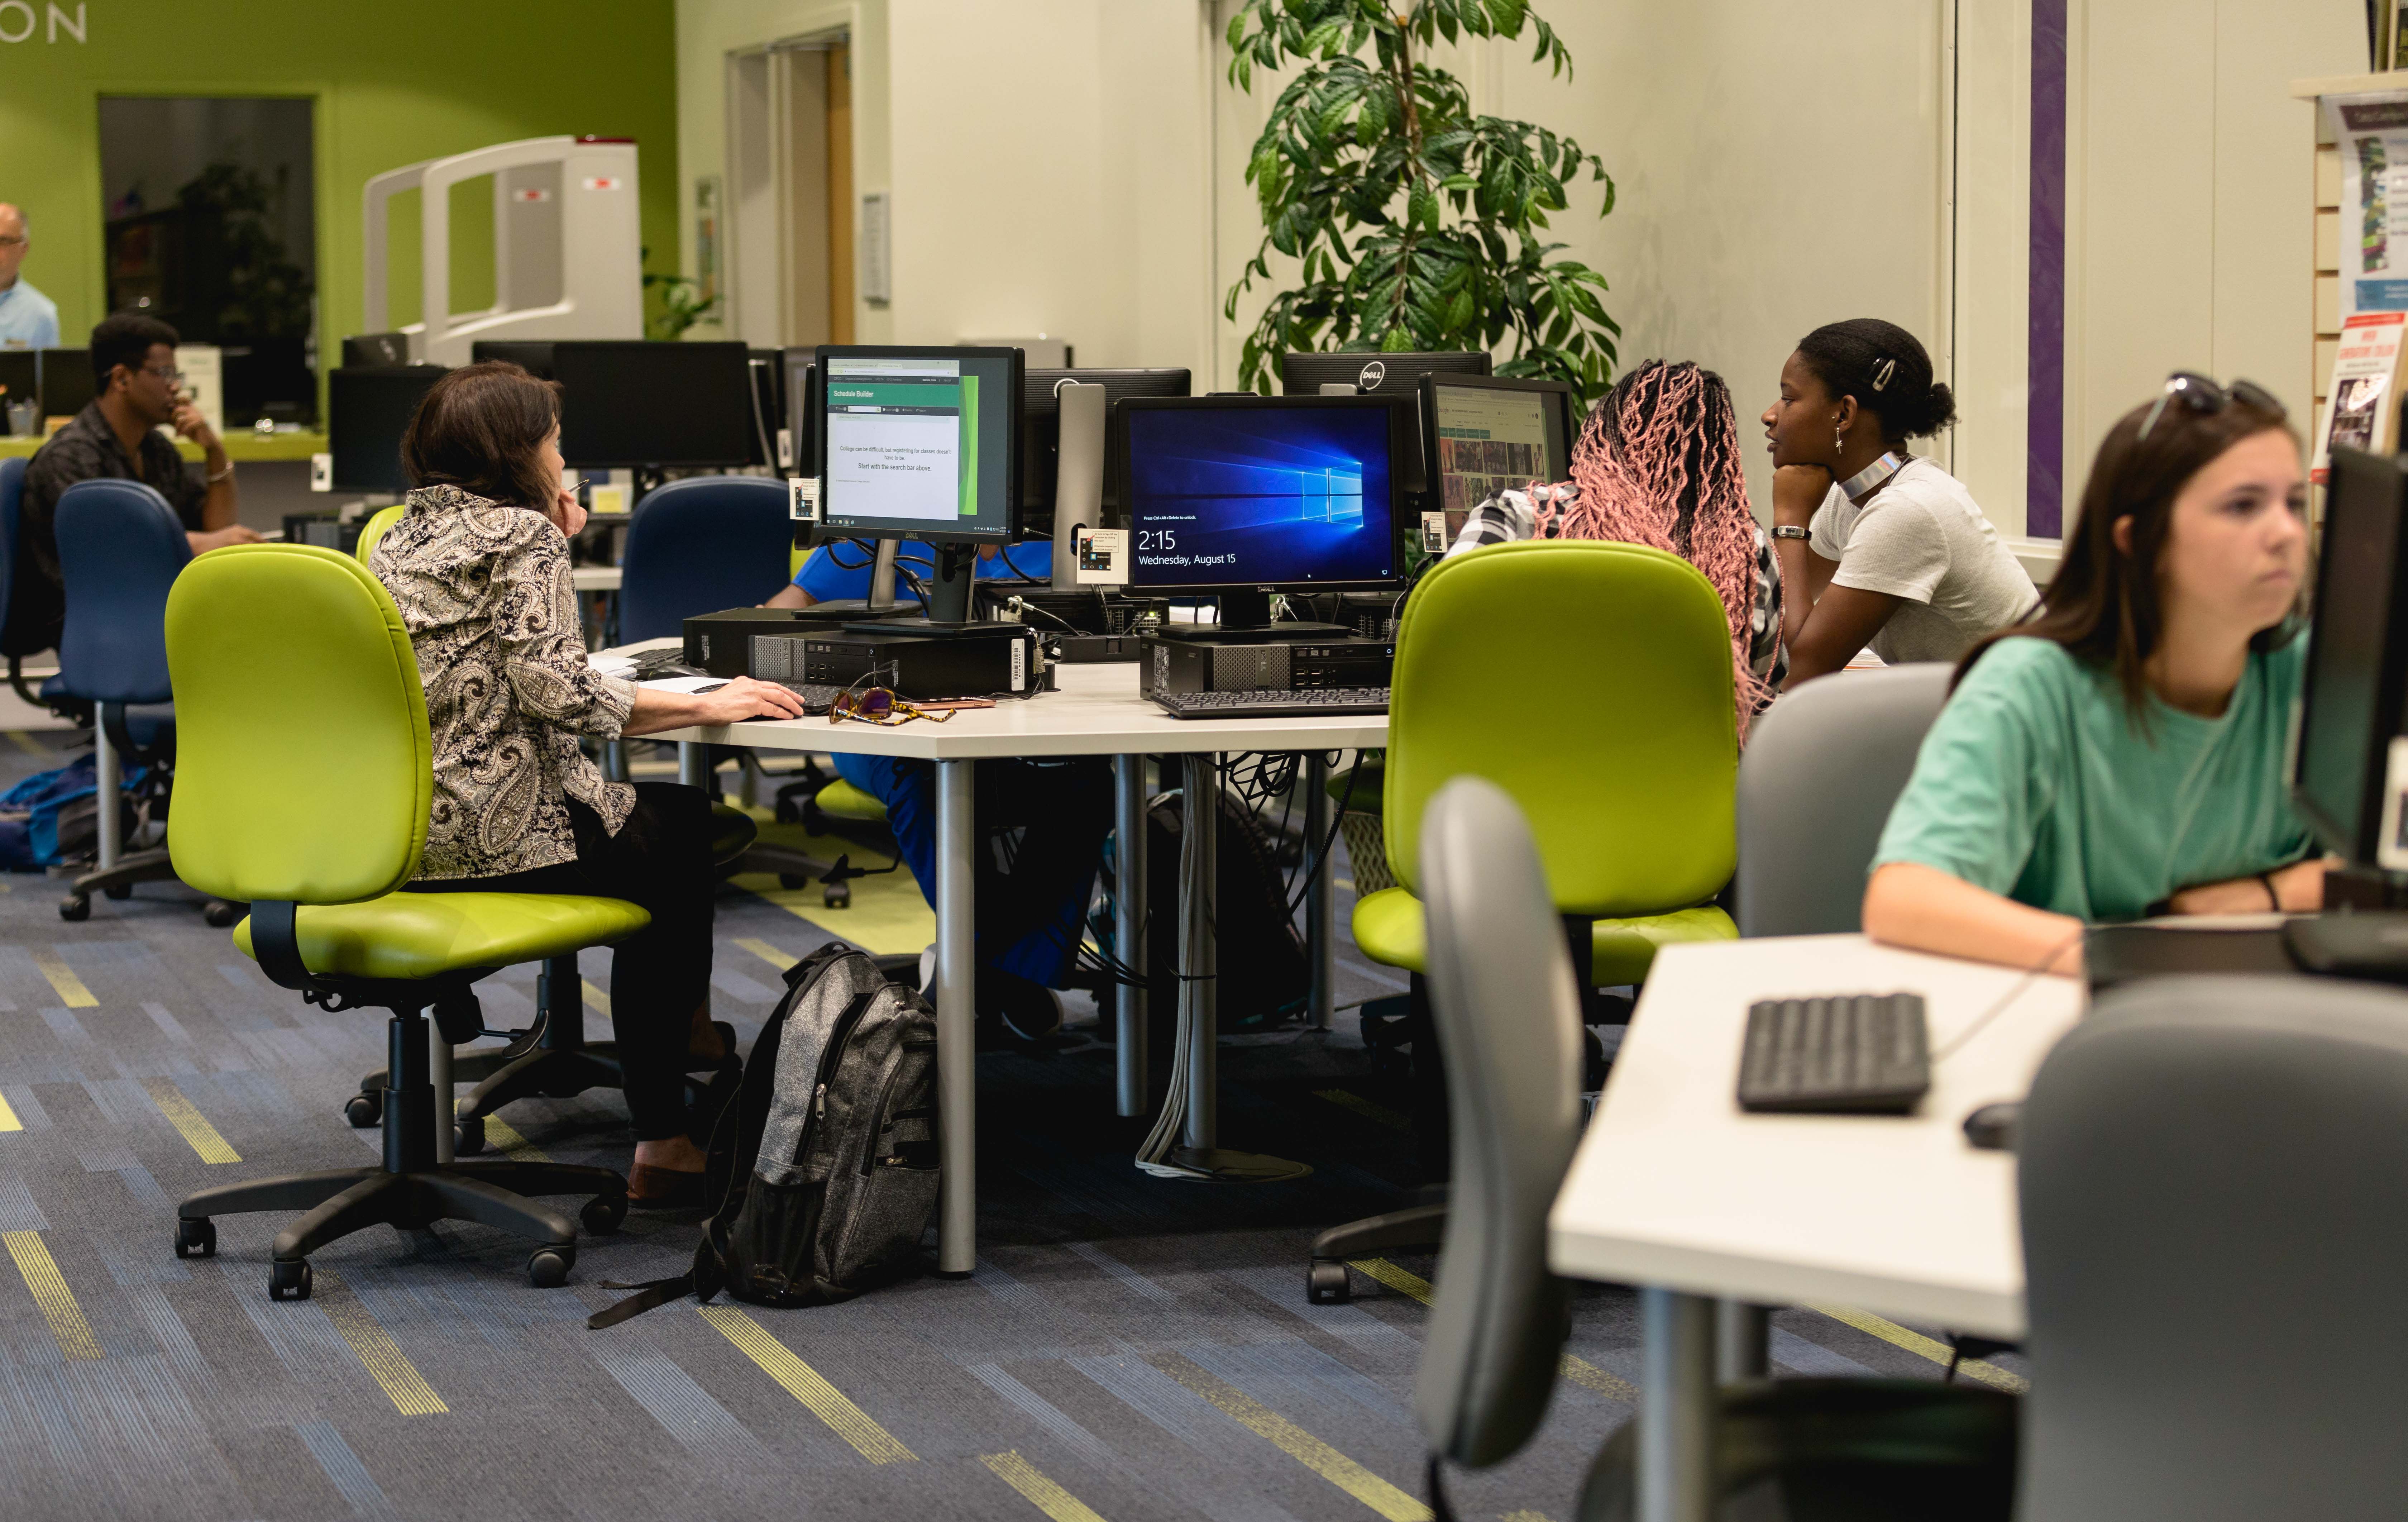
[0,731,2023,1521]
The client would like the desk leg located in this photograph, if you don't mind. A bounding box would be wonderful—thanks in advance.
[1716,1301,1770,1380]
[935,758,976,1274]
[1305,753,1332,1031]
[677,741,708,791]
[1639,1287,1716,1522]
[1181,754,1219,1150]
[430,1021,454,1166]
[95,706,121,870]
[1113,754,1148,1118]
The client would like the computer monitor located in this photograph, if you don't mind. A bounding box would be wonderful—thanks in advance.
[553,341,753,469]
[39,349,95,421]
[1422,373,1578,527]
[329,366,449,495]
[469,340,557,378]
[814,344,1024,623]
[343,333,412,368]
[0,349,34,434]
[745,349,784,468]
[1019,368,1193,519]
[782,350,817,474]
[2294,444,2408,867]
[1279,350,1490,496]
[1115,394,1404,628]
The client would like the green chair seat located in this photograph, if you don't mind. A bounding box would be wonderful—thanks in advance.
[816,778,889,824]
[235,892,650,981]
[709,803,761,865]
[1352,886,1735,987]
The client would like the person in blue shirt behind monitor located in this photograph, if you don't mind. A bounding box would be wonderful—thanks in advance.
[0,205,61,350]
[765,535,1108,1042]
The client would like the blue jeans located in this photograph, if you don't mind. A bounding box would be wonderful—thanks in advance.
[834,752,1112,988]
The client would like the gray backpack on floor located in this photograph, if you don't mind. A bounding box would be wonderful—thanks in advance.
[590,945,939,1328]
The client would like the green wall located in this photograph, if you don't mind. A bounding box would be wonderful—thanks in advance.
[0,0,679,351]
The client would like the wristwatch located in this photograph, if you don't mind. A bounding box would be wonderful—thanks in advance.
[1772,525,1810,540]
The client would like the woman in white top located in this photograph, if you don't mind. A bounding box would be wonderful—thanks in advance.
[1762,319,2037,684]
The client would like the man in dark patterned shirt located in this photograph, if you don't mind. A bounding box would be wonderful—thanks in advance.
[4,313,261,657]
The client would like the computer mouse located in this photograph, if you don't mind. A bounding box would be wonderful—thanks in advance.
[1962,1102,2021,1152]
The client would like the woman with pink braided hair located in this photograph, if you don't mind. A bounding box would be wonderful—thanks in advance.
[1448,359,1788,719]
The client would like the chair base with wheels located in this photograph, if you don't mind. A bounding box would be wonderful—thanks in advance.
[57,701,243,925]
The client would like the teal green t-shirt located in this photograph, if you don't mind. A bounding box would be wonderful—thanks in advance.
[1871,635,2315,922]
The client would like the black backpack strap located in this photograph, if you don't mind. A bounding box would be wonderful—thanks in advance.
[587,1271,693,1330]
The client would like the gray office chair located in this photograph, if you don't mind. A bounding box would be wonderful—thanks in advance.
[1414,776,1585,1487]
[1735,663,1952,937]
[2019,974,2408,1521]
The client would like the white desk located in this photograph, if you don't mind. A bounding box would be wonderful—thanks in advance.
[571,566,623,592]
[1548,934,2083,1522]
[639,650,1390,1273]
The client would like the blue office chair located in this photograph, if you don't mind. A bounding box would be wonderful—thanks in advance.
[52,478,235,925]
[617,474,799,641]
[0,454,46,708]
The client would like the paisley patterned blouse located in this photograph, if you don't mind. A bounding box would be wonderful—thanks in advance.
[370,485,635,880]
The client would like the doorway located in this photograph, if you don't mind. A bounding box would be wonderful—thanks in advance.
[98,95,318,426]
[726,38,854,348]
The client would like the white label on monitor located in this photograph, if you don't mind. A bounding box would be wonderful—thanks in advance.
[309,453,331,492]
[776,426,794,472]
[1009,636,1027,692]
[1420,511,1448,554]
[1075,527,1127,586]
[2381,737,2408,872]
[788,476,821,521]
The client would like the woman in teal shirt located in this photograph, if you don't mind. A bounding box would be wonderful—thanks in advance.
[1865,374,2326,975]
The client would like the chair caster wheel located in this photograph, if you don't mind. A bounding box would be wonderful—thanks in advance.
[268,1260,314,1301]
[173,1218,215,1259]
[58,895,89,921]
[204,900,240,928]
[343,1091,383,1128]
[528,1245,575,1288]
[779,872,810,889]
[580,1194,629,1236]
[104,883,133,901]
[1306,1261,1351,1304]
[453,1115,487,1155]
[823,882,851,909]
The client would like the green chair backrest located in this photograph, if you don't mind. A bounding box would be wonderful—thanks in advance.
[353,503,407,568]
[1383,539,1738,918]
[166,544,433,905]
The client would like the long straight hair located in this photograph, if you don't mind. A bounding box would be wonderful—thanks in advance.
[1955,392,2298,720]
[401,361,564,513]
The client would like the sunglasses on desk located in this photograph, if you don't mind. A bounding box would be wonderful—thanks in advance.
[830,684,954,726]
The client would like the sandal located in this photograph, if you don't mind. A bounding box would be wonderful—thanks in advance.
[627,1161,707,1209]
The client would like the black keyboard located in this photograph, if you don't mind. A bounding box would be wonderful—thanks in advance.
[1151,687,1390,720]
[1737,993,1930,1114]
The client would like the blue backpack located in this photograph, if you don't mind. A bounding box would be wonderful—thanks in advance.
[0,754,137,871]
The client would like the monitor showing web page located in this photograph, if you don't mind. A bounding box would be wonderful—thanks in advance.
[818,349,1018,542]
[1431,382,1570,516]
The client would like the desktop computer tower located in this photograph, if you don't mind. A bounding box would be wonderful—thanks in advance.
[683,608,1036,698]
[1137,631,1394,698]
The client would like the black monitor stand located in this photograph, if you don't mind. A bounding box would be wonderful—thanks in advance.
[847,541,1016,639]
[1151,587,1350,644]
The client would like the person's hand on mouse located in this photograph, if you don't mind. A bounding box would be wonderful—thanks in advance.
[688,676,807,726]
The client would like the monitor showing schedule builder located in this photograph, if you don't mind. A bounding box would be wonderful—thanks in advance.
[815,345,1021,543]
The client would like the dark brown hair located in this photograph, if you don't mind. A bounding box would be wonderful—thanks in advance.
[1955,390,2299,720]
[400,361,563,511]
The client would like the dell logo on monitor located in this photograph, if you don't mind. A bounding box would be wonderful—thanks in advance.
[1357,360,1386,391]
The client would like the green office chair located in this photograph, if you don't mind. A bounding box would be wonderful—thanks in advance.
[352,503,406,567]
[1312,539,1741,1303]
[165,544,645,1298]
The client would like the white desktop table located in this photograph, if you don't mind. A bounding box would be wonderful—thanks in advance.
[638,650,1389,1274]
[1549,934,2085,1522]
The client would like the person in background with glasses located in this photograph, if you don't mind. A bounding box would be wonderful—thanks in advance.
[4,313,262,659]
[0,204,60,350]
[1863,374,2330,976]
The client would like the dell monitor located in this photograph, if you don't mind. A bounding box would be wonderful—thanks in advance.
[553,341,753,469]
[782,350,818,476]
[329,365,449,495]
[813,344,1024,624]
[1115,394,1403,628]
[39,349,95,421]
[469,340,556,378]
[343,333,412,368]
[1423,372,1578,527]
[2294,444,2408,869]
[745,349,785,468]
[1019,367,1193,519]
[1279,350,1490,496]
[0,349,34,434]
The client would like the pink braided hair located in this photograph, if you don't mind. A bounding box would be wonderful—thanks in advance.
[1530,360,1768,736]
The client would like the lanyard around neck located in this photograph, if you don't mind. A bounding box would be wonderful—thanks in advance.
[1839,451,1908,503]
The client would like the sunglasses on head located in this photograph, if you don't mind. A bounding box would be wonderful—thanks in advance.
[2137,372,2283,442]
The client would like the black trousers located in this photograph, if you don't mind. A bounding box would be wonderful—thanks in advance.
[408,782,716,1141]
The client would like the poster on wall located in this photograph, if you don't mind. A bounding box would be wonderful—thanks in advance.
[2329,89,2408,322]
[2314,311,2408,482]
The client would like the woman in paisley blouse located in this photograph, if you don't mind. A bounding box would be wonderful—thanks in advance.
[371,362,806,1205]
